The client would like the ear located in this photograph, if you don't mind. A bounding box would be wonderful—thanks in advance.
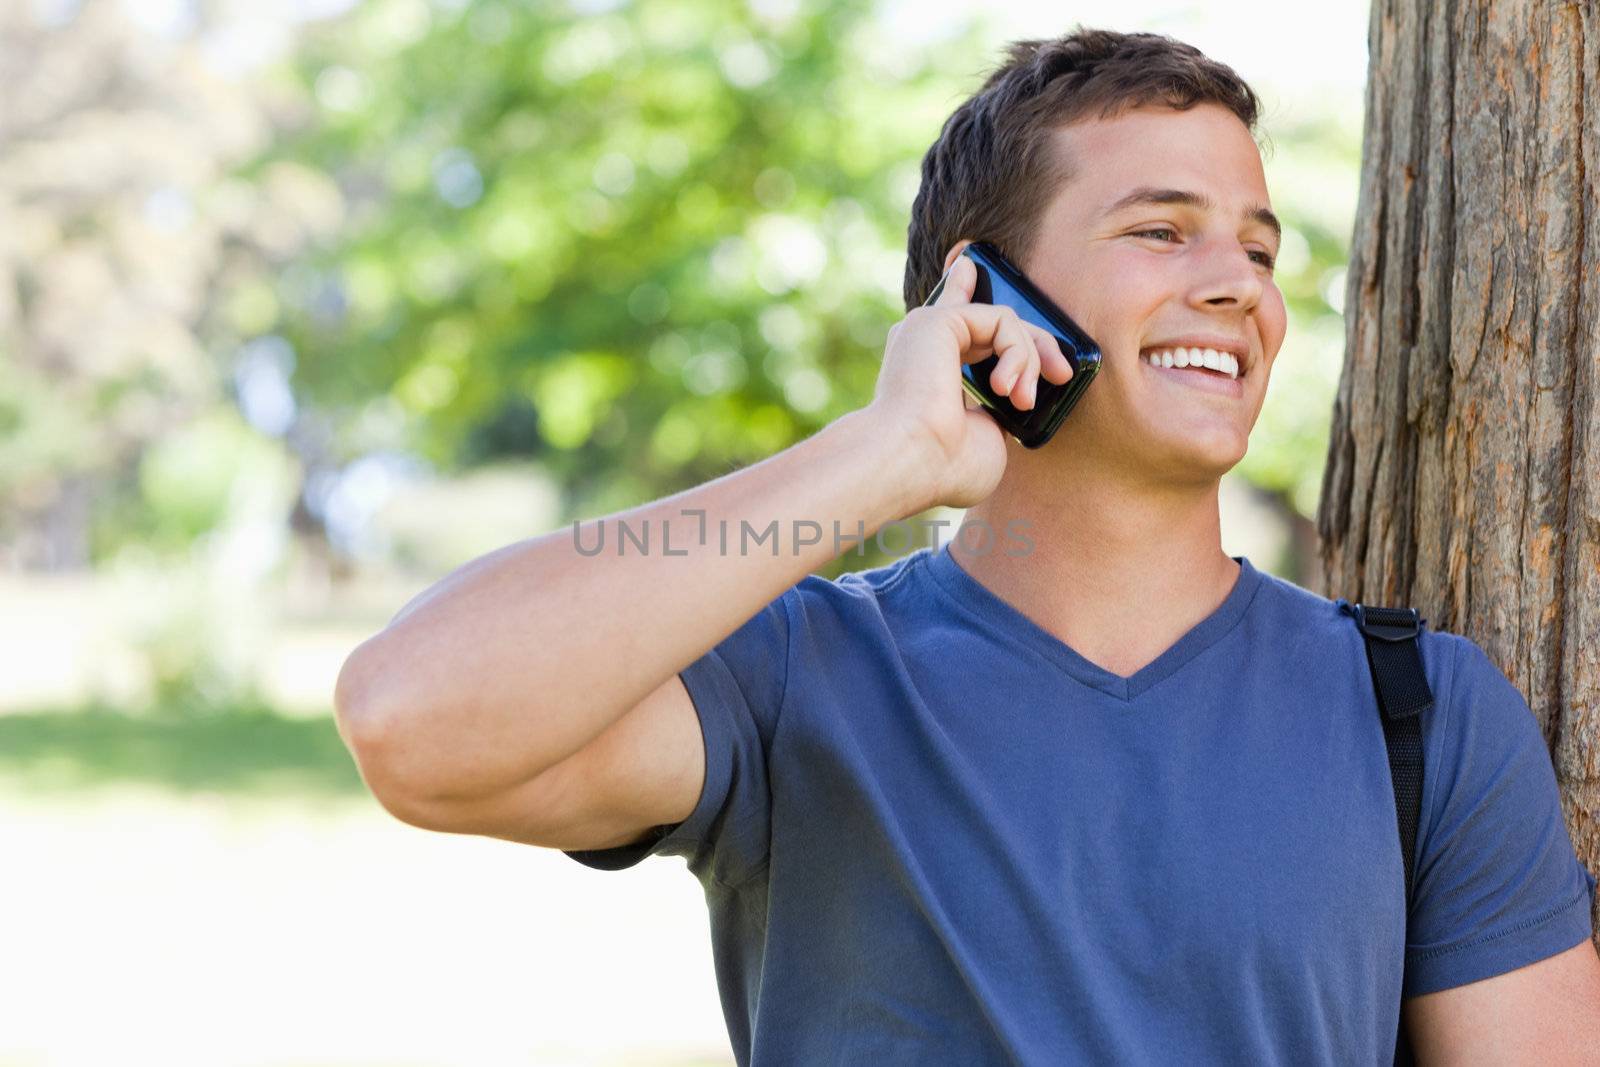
[942,239,974,273]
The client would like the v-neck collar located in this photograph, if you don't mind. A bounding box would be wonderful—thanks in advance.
[920,542,1265,703]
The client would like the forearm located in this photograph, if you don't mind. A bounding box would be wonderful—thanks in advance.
[334,408,935,802]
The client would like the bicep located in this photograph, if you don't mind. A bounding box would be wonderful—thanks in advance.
[395,672,707,849]
[1404,937,1600,1065]
[1403,638,1596,996]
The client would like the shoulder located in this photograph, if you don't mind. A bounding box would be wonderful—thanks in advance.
[1244,564,1471,686]
[787,547,937,616]
[1235,567,1494,763]
[760,549,948,669]
[1245,573,1558,840]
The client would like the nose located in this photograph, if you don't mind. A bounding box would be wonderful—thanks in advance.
[1188,237,1264,312]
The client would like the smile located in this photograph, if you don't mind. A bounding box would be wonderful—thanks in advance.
[1140,350,1245,398]
[1142,347,1241,379]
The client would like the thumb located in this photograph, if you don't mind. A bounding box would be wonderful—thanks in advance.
[931,253,976,308]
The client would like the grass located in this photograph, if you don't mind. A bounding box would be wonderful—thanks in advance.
[0,705,739,1067]
[0,701,367,797]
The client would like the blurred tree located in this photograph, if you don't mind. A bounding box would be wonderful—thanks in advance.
[266,0,979,549]
[0,1,337,570]
[0,0,1359,581]
[262,0,1359,578]
[1316,0,1599,936]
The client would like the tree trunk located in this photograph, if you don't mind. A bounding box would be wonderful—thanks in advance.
[1316,0,1599,939]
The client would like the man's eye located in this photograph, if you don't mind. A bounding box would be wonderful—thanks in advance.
[1132,229,1275,270]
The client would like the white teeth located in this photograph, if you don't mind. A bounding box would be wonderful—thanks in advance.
[1141,347,1244,380]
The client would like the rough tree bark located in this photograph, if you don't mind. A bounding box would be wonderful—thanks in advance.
[1316,0,1599,939]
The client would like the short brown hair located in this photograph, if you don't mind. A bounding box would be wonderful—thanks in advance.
[902,28,1263,311]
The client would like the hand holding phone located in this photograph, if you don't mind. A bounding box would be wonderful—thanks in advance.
[865,242,1093,510]
[921,241,1101,449]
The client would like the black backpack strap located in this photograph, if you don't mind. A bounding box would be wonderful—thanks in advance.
[1338,600,1433,1067]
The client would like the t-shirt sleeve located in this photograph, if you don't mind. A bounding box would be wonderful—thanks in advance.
[1403,634,1598,997]
[560,586,793,891]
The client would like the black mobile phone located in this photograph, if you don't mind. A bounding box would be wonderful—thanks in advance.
[921,240,1101,449]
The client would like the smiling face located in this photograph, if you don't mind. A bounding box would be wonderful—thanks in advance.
[945,102,1288,485]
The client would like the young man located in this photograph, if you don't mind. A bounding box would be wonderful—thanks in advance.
[334,28,1600,1065]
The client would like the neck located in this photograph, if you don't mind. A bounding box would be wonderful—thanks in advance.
[948,444,1242,678]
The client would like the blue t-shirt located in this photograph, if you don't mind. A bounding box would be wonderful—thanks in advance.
[564,546,1597,1065]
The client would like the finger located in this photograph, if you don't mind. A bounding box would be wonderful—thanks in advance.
[932,254,976,309]
[989,328,1039,409]
[978,310,1038,406]
[1028,325,1074,385]
[1011,323,1062,406]
[1014,342,1042,410]
[945,303,1020,366]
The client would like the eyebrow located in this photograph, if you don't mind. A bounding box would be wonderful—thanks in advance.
[1104,186,1282,242]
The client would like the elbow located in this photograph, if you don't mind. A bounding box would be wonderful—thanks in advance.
[333,637,401,751]
[334,641,439,827]
[337,709,454,832]
[332,638,534,835]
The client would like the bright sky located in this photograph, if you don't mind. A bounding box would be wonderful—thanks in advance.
[96,0,1372,113]
[882,0,1371,126]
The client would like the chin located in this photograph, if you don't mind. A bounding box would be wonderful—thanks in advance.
[1149,434,1248,481]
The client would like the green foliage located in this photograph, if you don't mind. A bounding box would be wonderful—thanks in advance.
[132,410,289,552]
[266,0,987,531]
[261,0,1360,537]
[1247,107,1364,516]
